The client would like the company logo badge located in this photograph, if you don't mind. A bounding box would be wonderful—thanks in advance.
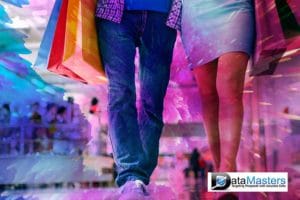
[211,173,231,190]
[208,172,288,192]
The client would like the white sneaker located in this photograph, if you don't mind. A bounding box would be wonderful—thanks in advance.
[119,180,149,200]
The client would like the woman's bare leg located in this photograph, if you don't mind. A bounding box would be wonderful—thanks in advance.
[216,52,248,172]
[193,60,220,171]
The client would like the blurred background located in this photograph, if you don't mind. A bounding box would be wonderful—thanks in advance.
[0,0,300,199]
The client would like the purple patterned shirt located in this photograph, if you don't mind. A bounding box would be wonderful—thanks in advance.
[95,0,182,30]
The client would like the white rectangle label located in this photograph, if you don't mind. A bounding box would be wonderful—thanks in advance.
[207,172,288,192]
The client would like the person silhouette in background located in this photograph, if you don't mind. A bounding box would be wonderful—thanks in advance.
[189,148,200,180]
[0,103,11,124]
[87,97,102,156]
[29,102,42,124]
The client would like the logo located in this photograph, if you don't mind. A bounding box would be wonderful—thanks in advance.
[211,173,231,190]
[208,172,288,192]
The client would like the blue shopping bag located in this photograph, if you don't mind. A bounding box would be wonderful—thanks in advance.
[0,4,12,24]
[34,0,62,68]
[1,0,29,7]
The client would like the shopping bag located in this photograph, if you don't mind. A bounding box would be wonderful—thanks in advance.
[47,0,84,82]
[251,0,287,76]
[35,0,62,68]
[48,0,106,84]
[287,0,300,24]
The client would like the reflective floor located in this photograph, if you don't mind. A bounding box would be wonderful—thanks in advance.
[0,176,296,200]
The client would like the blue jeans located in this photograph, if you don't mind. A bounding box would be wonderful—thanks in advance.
[96,10,176,187]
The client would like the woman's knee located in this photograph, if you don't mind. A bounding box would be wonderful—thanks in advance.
[217,82,243,105]
[216,73,245,104]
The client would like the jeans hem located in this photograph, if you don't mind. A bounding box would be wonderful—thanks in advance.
[117,175,149,187]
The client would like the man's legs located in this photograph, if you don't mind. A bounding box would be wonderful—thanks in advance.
[138,11,177,176]
[96,13,148,187]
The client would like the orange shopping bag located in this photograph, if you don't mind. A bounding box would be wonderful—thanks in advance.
[48,0,106,84]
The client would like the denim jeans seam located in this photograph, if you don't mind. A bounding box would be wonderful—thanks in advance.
[140,11,148,35]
